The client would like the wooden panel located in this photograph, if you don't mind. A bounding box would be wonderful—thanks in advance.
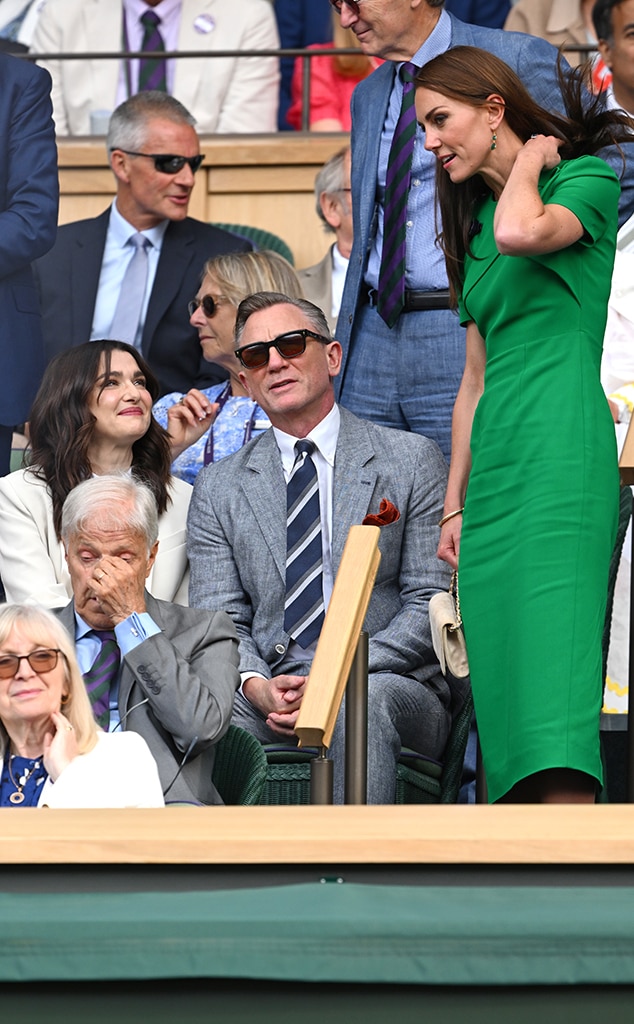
[1,805,634,865]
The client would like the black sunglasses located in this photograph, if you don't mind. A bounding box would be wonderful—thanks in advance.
[115,150,204,174]
[187,294,228,318]
[0,648,62,679]
[329,0,366,13]
[234,329,330,370]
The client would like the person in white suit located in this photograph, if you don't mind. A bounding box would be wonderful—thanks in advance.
[31,0,280,135]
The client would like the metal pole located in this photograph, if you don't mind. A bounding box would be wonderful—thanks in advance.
[345,631,368,804]
[310,747,333,804]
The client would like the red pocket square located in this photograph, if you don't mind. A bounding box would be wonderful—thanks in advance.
[362,498,400,527]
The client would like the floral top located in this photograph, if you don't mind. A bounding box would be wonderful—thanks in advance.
[153,382,271,485]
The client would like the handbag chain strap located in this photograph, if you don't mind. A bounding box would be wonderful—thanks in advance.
[449,570,463,631]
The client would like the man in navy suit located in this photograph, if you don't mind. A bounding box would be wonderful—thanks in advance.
[188,292,452,803]
[445,0,510,28]
[0,52,58,476]
[333,0,634,460]
[33,91,250,397]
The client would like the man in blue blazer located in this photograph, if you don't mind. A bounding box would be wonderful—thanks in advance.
[33,92,250,398]
[188,291,452,803]
[0,52,58,476]
[333,0,634,460]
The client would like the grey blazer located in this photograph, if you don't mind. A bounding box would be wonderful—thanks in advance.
[57,593,240,804]
[187,406,451,685]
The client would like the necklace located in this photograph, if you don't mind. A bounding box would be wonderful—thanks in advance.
[8,755,42,805]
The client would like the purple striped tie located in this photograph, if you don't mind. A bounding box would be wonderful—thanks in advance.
[377,62,418,328]
[83,631,120,730]
[138,10,167,93]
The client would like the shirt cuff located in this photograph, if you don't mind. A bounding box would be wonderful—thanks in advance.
[114,612,161,657]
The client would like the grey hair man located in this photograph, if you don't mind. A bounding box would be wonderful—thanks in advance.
[57,474,240,805]
[188,290,452,803]
[332,0,634,461]
[298,147,353,333]
[33,91,251,397]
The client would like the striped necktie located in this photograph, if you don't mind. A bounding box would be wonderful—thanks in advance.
[110,232,150,347]
[138,10,167,92]
[83,631,120,730]
[377,62,418,328]
[284,439,325,649]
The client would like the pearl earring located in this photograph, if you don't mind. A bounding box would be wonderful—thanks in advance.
[490,132,497,151]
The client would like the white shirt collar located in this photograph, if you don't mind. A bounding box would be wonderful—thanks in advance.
[273,402,340,476]
[110,197,169,250]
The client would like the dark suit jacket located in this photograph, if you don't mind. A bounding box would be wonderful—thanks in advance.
[444,0,510,28]
[0,53,58,425]
[57,593,240,804]
[33,209,251,396]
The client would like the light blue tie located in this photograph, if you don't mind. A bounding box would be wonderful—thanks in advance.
[110,232,150,347]
[284,439,325,649]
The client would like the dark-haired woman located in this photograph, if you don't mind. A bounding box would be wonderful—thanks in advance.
[0,341,194,606]
[415,47,633,803]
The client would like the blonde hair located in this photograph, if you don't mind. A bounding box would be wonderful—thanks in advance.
[0,605,99,759]
[201,250,304,308]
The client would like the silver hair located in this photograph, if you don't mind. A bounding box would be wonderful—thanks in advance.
[314,147,350,232]
[234,292,333,348]
[107,91,196,155]
[61,475,160,552]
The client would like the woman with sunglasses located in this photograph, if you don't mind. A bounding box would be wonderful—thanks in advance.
[0,604,164,807]
[0,340,193,607]
[153,250,304,485]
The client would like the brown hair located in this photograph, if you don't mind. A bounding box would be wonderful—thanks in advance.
[415,47,633,305]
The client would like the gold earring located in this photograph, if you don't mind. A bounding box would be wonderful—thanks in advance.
[490,132,497,151]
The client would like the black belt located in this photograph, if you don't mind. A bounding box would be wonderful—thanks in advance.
[364,286,451,312]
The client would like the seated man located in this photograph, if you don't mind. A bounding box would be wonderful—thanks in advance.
[298,146,352,334]
[57,474,240,804]
[31,0,280,135]
[33,91,251,397]
[187,292,452,803]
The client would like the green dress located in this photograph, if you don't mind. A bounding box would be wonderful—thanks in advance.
[458,156,620,802]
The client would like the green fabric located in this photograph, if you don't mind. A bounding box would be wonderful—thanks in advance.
[458,157,621,803]
[1,884,634,985]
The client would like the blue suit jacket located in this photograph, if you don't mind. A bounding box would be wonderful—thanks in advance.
[187,406,451,685]
[445,0,510,28]
[33,209,251,397]
[0,53,58,425]
[335,14,634,394]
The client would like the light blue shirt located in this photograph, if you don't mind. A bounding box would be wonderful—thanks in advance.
[74,609,161,732]
[365,9,453,292]
[90,199,168,347]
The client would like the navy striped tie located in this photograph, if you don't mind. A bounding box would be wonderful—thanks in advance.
[377,62,418,328]
[284,440,325,649]
[83,631,120,730]
[138,10,167,93]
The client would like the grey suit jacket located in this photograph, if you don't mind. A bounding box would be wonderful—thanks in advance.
[187,406,450,685]
[298,245,335,333]
[57,593,240,804]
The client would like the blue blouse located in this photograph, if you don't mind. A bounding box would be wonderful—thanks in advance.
[153,382,271,485]
[1,753,47,806]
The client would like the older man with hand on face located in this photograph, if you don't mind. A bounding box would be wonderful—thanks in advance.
[187,292,452,804]
[57,474,239,805]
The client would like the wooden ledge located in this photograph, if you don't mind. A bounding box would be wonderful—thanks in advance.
[1,805,633,865]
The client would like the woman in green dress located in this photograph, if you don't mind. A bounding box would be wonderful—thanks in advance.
[415,47,632,803]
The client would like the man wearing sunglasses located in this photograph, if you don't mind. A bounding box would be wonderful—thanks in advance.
[332,0,634,461]
[188,291,452,804]
[33,91,251,397]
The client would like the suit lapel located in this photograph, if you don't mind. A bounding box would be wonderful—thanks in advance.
[241,430,287,582]
[71,209,110,342]
[331,409,378,573]
[142,220,193,355]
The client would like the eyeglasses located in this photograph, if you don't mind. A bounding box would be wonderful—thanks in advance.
[234,329,329,370]
[0,649,62,679]
[329,0,367,14]
[187,294,228,319]
[114,150,204,175]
